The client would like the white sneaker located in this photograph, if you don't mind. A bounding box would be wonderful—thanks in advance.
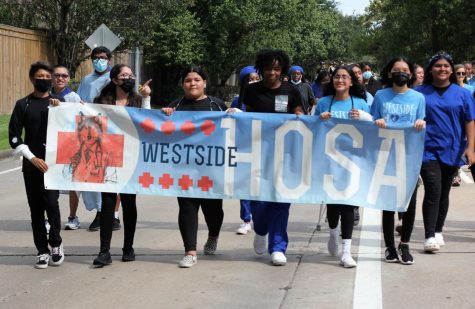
[340,254,357,268]
[50,244,64,266]
[65,216,80,230]
[236,222,252,235]
[179,255,197,268]
[253,234,267,255]
[434,233,445,246]
[35,253,50,269]
[424,237,440,253]
[327,235,339,256]
[271,252,287,266]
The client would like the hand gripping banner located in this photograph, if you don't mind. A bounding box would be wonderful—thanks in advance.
[45,103,425,212]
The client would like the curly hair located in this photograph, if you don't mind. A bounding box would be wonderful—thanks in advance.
[254,49,290,78]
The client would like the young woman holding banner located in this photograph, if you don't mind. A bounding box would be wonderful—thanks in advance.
[415,52,475,253]
[162,66,228,268]
[313,66,371,268]
[371,57,426,264]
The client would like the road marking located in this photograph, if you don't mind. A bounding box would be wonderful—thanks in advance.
[460,170,474,184]
[0,166,21,175]
[353,208,383,309]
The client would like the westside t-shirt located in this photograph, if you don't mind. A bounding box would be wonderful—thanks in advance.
[314,95,370,119]
[244,81,303,114]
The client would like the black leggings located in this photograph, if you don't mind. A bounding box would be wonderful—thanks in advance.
[23,170,61,255]
[326,204,355,239]
[100,192,137,252]
[177,197,223,252]
[383,186,418,247]
[420,160,458,238]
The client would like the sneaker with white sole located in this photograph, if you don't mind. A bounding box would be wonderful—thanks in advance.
[50,244,64,266]
[65,216,80,230]
[340,254,357,268]
[398,244,414,265]
[179,255,197,268]
[271,252,287,266]
[434,233,445,246]
[384,247,399,263]
[253,234,267,255]
[35,253,50,269]
[424,237,440,253]
[203,238,218,255]
[236,222,252,235]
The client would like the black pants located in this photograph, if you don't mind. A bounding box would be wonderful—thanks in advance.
[383,186,418,247]
[23,170,61,255]
[100,192,137,252]
[326,204,355,239]
[420,160,458,238]
[177,197,223,252]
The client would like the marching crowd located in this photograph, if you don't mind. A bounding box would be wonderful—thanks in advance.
[8,46,475,270]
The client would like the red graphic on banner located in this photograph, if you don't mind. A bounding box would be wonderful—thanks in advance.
[178,175,193,190]
[161,120,176,135]
[139,172,154,188]
[197,176,213,192]
[159,173,174,189]
[140,118,156,133]
[180,120,196,135]
[201,120,216,135]
[56,114,124,183]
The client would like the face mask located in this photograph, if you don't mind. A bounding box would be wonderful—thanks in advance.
[34,79,52,92]
[290,79,301,85]
[119,78,135,92]
[362,71,373,80]
[93,59,108,73]
[391,72,410,87]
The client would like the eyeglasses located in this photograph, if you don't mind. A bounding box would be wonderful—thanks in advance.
[456,71,466,76]
[92,56,109,60]
[118,74,135,79]
[53,73,69,79]
[333,75,351,81]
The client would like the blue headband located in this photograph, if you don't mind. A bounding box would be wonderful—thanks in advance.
[239,66,258,81]
[428,52,454,68]
[289,65,304,75]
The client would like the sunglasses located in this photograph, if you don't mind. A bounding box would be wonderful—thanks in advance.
[53,73,69,79]
[456,72,466,76]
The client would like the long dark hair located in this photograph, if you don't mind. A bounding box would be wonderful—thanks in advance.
[237,74,253,109]
[94,64,142,107]
[380,56,416,87]
[324,66,366,100]
[424,51,457,85]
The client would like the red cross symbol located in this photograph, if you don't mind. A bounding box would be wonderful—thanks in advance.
[56,114,124,183]
[161,120,176,135]
[140,118,156,133]
[180,120,196,135]
[197,176,213,192]
[158,173,174,189]
[178,175,193,190]
[201,120,216,136]
[139,172,154,188]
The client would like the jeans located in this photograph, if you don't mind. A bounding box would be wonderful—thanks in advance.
[420,160,458,238]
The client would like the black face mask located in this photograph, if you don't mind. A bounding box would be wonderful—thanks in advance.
[119,78,135,92]
[34,79,52,93]
[391,72,410,87]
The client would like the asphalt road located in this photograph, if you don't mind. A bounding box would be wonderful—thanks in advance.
[0,156,474,309]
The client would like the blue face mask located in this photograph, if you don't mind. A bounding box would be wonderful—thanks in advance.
[93,59,108,73]
[362,71,373,80]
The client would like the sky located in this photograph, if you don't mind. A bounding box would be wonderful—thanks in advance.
[336,0,370,16]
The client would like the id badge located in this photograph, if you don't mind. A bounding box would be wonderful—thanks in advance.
[275,95,289,112]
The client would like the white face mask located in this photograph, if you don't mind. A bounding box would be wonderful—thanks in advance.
[290,79,301,85]
[248,80,259,84]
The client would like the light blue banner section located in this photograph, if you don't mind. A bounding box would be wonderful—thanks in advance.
[45,104,425,212]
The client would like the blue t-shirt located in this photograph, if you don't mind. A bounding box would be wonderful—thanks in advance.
[314,95,369,119]
[415,84,475,166]
[77,71,111,103]
[365,91,374,107]
[463,83,474,95]
[230,95,246,111]
[371,88,425,128]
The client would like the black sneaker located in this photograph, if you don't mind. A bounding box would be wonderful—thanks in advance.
[89,212,101,231]
[50,244,64,266]
[35,253,50,269]
[398,244,414,265]
[385,247,399,263]
[93,251,112,267]
[353,207,360,226]
[113,217,122,231]
[122,247,135,262]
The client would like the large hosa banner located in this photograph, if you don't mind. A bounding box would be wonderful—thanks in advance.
[45,103,425,212]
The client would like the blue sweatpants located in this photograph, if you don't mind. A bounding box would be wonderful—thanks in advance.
[240,199,252,223]
[250,201,290,254]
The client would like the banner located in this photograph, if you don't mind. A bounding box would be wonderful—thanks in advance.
[45,103,425,212]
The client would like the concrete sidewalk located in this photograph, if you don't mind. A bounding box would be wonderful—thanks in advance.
[0,157,474,308]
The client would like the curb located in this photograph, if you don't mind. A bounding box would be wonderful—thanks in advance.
[0,149,13,160]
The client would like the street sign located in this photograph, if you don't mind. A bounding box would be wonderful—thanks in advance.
[85,24,122,51]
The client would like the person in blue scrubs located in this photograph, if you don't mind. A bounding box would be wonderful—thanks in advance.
[315,66,371,268]
[371,57,425,265]
[415,52,475,253]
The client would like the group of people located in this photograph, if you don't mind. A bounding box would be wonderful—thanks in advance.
[9,47,475,270]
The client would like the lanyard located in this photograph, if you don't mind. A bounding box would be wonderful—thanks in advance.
[328,95,354,112]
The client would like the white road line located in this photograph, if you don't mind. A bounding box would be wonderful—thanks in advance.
[0,166,21,175]
[353,208,383,309]
[460,170,474,184]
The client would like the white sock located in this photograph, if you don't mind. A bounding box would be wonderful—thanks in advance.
[114,211,119,219]
[342,239,352,256]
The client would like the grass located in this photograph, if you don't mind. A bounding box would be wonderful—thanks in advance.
[0,115,11,150]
